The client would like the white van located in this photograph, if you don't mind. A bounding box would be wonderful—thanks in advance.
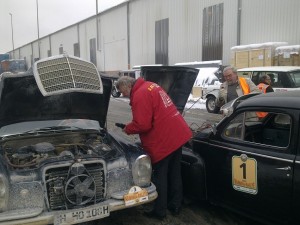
[132,64,163,79]
[238,66,300,90]
[174,60,223,86]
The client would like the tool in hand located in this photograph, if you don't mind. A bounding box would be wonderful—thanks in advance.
[115,123,126,129]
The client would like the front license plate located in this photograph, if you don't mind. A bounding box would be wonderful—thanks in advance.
[124,186,149,206]
[54,205,110,225]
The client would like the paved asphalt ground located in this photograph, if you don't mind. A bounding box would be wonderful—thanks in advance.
[95,97,263,225]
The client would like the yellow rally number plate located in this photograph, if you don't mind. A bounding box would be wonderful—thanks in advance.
[124,186,149,206]
[232,155,258,194]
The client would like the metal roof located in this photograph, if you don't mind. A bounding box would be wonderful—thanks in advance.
[238,66,300,72]
[237,90,300,110]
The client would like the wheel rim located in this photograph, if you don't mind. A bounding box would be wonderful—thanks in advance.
[207,99,216,111]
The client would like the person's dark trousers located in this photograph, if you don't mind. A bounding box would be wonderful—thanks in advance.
[151,147,183,217]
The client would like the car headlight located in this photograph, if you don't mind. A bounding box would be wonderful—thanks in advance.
[0,175,9,212]
[132,155,152,187]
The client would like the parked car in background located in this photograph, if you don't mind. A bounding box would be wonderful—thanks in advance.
[0,55,157,225]
[111,65,163,98]
[238,66,300,89]
[182,91,300,225]
[0,54,9,74]
[132,64,162,80]
[202,66,300,113]
[0,59,27,74]
[174,60,224,86]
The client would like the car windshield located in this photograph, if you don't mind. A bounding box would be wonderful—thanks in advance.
[289,71,300,87]
[0,119,101,136]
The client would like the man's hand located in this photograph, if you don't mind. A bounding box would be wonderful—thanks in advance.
[115,123,126,129]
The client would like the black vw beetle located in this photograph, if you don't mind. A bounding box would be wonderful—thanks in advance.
[180,91,300,225]
[139,66,300,225]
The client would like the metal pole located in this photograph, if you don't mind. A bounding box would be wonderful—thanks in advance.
[237,0,242,45]
[96,0,100,51]
[36,0,41,59]
[9,13,15,59]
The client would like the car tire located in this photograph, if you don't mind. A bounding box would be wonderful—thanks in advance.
[111,88,121,98]
[206,96,220,114]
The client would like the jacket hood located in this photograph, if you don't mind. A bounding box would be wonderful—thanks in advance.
[0,55,112,128]
[141,66,198,112]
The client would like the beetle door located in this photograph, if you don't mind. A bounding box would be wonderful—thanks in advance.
[204,110,295,224]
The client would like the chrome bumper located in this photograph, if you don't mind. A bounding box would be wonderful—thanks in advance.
[0,184,157,225]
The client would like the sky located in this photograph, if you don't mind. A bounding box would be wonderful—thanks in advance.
[0,0,126,53]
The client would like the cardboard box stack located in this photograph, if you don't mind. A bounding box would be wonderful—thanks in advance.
[231,45,250,69]
[231,42,288,68]
[275,45,300,66]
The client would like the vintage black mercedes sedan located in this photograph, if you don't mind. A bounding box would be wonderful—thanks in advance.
[0,55,158,225]
[182,91,300,225]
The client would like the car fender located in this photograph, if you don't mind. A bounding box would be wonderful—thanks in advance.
[181,146,207,201]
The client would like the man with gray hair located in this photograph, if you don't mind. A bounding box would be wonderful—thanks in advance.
[115,75,192,220]
[216,66,259,108]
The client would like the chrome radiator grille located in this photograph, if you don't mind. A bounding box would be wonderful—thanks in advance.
[33,55,103,96]
[45,162,105,210]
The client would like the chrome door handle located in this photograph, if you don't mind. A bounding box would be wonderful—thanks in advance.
[276,166,291,171]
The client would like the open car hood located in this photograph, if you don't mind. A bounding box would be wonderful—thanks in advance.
[141,66,198,112]
[0,55,112,128]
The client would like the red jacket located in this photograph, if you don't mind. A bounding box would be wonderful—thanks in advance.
[124,78,192,163]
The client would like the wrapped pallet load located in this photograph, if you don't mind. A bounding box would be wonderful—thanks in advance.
[231,42,288,68]
[275,45,300,66]
[230,45,250,69]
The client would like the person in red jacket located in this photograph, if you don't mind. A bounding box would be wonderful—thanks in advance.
[116,76,192,220]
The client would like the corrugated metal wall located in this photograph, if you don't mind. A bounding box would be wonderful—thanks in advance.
[129,0,232,67]
[39,36,51,59]
[240,0,300,45]
[51,26,78,56]
[9,0,300,70]
[202,3,224,61]
[97,5,128,71]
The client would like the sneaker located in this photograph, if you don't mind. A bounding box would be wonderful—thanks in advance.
[143,210,166,220]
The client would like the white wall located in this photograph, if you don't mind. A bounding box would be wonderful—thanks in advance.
[79,18,96,62]
[129,0,233,66]
[98,4,128,71]
[51,26,78,56]
[240,0,300,45]
[7,0,300,70]
[39,36,51,59]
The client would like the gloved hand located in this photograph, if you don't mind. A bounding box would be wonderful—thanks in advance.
[115,123,126,129]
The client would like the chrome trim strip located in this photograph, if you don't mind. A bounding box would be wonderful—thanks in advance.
[194,139,294,163]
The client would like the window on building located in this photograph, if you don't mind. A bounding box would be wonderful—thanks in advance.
[90,38,97,66]
[74,43,80,57]
[59,46,63,54]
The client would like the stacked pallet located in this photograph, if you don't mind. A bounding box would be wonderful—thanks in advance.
[275,45,300,66]
[230,42,288,69]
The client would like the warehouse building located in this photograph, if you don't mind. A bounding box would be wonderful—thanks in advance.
[6,0,300,73]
